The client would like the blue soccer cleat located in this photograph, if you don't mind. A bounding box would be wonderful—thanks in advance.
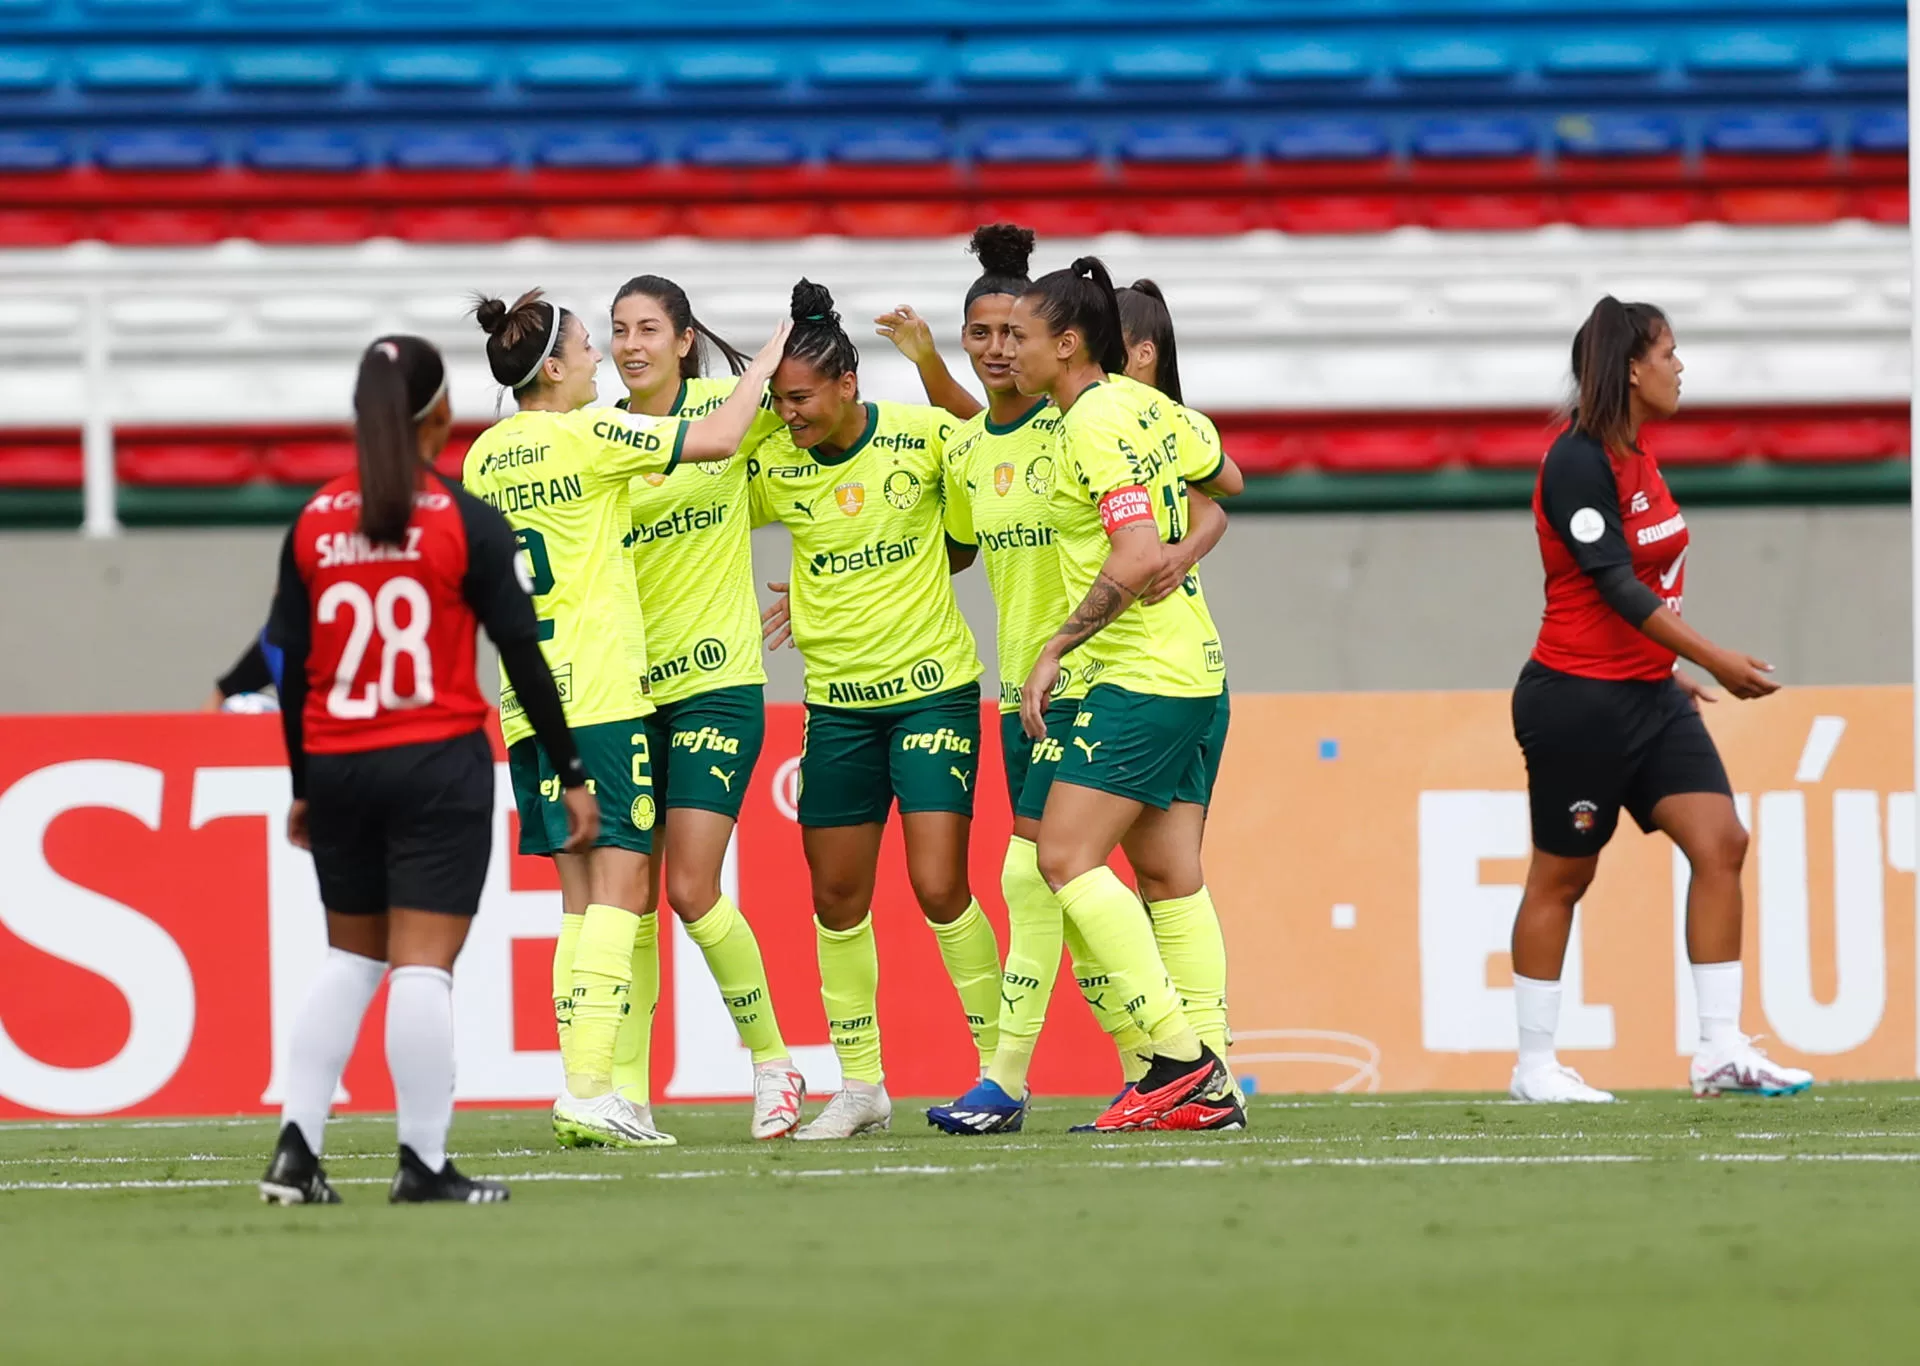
[926,1079,1028,1135]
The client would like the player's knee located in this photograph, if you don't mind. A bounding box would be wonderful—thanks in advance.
[1035,843,1089,895]
[811,874,871,926]
[1690,821,1749,880]
[909,867,970,922]
[665,868,722,922]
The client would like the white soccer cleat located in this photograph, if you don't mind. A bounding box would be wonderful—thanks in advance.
[551,1090,679,1149]
[751,1060,806,1140]
[1691,1035,1814,1098]
[793,1079,892,1141]
[1510,1062,1615,1103]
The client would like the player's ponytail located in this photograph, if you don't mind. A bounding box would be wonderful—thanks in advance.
[1570,296,1669,455]
[612,274,750,379]
[785,278,860,379]
[1021,255,1127,376]
[1116,279,1183,405]
[964,222,1036,309]
[473,288,573,393]
[352,335,447,547]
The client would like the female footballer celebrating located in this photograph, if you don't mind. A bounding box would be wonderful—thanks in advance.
[463,289,790,1148]
[750,280,1001,1140]
[1508,297,1810,1104]
[610,274,805,1139]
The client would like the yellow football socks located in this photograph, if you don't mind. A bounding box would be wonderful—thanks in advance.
[551,912,583,1068]
[984,838,1059,1097]
[928,898,1003,1073]
[1149,888,1231,1063]
[817,914,882,1084]
[686,895,789,1065]
[1064,918,1154,1084]
[566,903,641,1098]
[1056,868,1201,1062]
[611,911,660,1103]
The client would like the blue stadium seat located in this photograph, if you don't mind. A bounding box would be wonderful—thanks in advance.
[1539,35,1662,78]
[1410,116,1534,159]
[224,50,348,90]
[223,0,341,11]
[390,129,511,170]
[0,0,52,13]
[0,132,69,172]
[82,0,194,13]
[1850,110,1906,155]
[1554,113,1682,158]
[954,41,1079,88]
[681,126,804,167]
[370,49,495,90]
[517,50,641,90]
[662,46,786,90]
[971,123,1098,165]
[77,49,203,91]
[1684,29,1807,76]
[1394,36,1517,82]
[828,124,950,165]
[1119,122,1242,164]
[246,129,365,172]
[1269,118,1390,162]
[810,45,938,89]
[1246,39,1372,85]
[1102,42,1224,87]
[1703,112,1828,156]
[535,130,652,169]
[96,128,218,170]
[0,50,55,90]
[1833,25,1907,72]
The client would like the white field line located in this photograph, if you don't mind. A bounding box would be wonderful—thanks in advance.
[0,1171,618,1193]
[0,1147,564,1169]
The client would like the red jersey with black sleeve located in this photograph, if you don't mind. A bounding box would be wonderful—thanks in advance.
[1530,426,1689,682]
[268,470,538,757]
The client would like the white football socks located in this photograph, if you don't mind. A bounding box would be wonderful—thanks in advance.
[1513,974,1562,1072]
[281,948,387,1155]
[1692,960,1743,1052]
[387,965,457,1174]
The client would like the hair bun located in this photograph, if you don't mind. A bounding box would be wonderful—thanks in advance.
[790,279,839,326]
[969,223,1035,278]
[473,296,508,335]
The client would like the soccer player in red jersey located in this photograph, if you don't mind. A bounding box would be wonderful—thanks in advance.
[1508,297,1812,1103]
[258,336,597,1205]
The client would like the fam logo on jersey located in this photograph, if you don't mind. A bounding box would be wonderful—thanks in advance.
[1569,800,1598,833]
[1026,456,1055,497]
[993,462,1016,497]
[835,482,865,517]
[883,469,922,511]
[631,794,657,831]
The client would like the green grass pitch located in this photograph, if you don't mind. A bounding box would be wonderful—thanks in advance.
[5,1086,1920,1365]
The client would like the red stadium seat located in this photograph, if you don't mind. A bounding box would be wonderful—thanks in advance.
[1711,187,1849,226]
[1120,196,1256,235]
[97,207,231,246]
[1854,185,1909,223]
[263,439,355,485]
[824,199,971,238]
[1210,428,1302,474]
[1562,190,1702,229]
[1267,194,1402,234]
[240,205,382,245]
[1758,418,1905,463]
[1315,426,1458,473]
[392,204,534,243]
[0,436,81,488]
[975,198,1117,237]
[535,204,675,240]
[1554,154,1689,186]
[683,202,824,239]
[1415,192,1554,230]
[1651,422,1751,465]
[1463,422,1557,469]
[0,208,87,246]
[117,440,260,486]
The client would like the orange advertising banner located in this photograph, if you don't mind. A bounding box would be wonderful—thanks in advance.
[1207,686,1916,1095]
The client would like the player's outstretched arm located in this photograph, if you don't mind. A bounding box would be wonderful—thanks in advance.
[875,304,983,422]
[680,319,795,463]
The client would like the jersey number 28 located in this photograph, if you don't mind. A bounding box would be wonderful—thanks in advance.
[317,577,435,719]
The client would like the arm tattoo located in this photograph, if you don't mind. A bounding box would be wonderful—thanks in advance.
[1049,570,1137,655]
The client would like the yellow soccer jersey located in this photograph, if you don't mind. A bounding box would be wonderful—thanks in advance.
[749,400,982,708]
[943,400,1090,714]
[626,377,785,705]
[463,405,686,743]
[1110,374,1231,604]
[1052,381,1226,699]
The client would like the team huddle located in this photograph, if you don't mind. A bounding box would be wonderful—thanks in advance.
[258,225,1244,1202]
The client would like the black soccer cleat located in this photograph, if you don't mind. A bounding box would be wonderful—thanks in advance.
[259,1122,341,1206]
[388,1146,510,1205]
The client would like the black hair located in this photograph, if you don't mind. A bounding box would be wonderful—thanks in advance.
[472,288,576,393]
[784,279,860,379]
[1116,279,1183,406]
[352,334,446,546]
[611,274,749,379]
[964,223,1036,311]
[1019,256,1127,376]
[1569,296,1669,454]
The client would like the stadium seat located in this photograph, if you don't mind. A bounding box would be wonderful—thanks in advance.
[1683,29,1808,80]
[240,205,381,244]
[262,438,354,485]
[1245,39,1372,87]
[369,49,495,91]
[1712,186,1848,225]
[98,207,231,244]
[534,204,674,240]
[1700,112,1833,182]
[1102,41,1225,89]
[1119,195,1255,236]
[95,129,219,171]
[954,41,1080,88]
[0,436,81,489]
[390,203,529,242]
[1408,116,1539,185]
[975,197,1116,238]
[1266,119,1394,188]
[681,126,805,168]
[1538,35,1662,82]
[826,124,958,193]
[825,199,970,238]
[1393,36,1518,85]
[516,49,642,91]
[534,130,653,170]
[1267,194,1401,235]
[662,46,787,90]
[245,130,364,173]
[1757,417,1905,463]
[1209,427,1301,474]
[77,49,203,91]
[1314,426,1458,473]
[223,50,348,90]
[1116,123,1249,191]
[390,130,511,171]
[682,201,823,239]
[1462,422,1556,470]
[1562,190,1700,229]
[0,132,70,172]
[118,439,259,486]
[1831,25,1908,91]
[970,123,1104,192]
[0,208,87,245]
[0,50,56,90]
[1416,192,1553,231]
[1553,113,1685,183]
[1651,422,1750,465]
[809,45,939,90]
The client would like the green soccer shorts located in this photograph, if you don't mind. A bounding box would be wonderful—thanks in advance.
[641,684,765,821]
[1000,698,1083,824]
[509,718,657,856]
[1049,683,1221,812]
[798,684,981,827]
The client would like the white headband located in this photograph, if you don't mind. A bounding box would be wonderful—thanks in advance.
[510,305,562,390]
[411,374,448,421]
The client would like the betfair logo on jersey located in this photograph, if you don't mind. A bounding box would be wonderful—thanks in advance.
[993,462,1015,497]
[483,474,583,515]
[473,443,549,476]
[900,727,973,756]
[592,418,668,453]
[978,522,1053,553]
[883,469,921,510]
[834,482,865,516]
[1026,455,1054,496]
[672,726,741,757]
[627,503,727,546]
[807,535,920,578]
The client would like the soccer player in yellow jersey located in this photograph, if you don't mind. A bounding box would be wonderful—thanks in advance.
[609,274,804,1140]
[462,288,790,1149]
[1007,257,1239,1132]
[749,280,1001,1140]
